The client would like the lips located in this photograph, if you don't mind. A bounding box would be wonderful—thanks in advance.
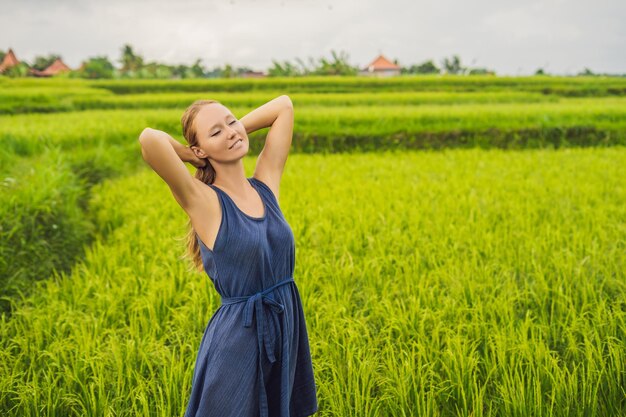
[229,138,243,149]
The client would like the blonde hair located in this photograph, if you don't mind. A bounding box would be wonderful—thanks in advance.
[178,99,220,273]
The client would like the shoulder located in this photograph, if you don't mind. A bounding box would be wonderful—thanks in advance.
[250,175,280,204]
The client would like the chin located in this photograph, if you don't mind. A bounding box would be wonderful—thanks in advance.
[233,145,249,157]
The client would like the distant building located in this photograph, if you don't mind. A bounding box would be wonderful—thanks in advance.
[240,70,266,78]
[359,54,401,77]
[0,48,21,74]
[29,58,72,77]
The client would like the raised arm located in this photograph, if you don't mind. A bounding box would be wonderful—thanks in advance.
[242,95,294,201]
[138,128,203,211]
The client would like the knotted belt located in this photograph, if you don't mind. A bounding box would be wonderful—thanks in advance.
[220,276,295,417]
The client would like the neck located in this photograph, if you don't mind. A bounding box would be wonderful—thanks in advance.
[211,159,249,195]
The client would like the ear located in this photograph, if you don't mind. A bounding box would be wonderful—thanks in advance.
[191,145,208,159]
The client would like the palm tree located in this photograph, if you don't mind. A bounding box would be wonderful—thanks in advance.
[119,44,144,77]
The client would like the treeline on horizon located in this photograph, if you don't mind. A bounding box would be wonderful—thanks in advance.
[2,43,624,79]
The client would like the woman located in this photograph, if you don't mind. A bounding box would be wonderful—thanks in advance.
[138,95,318,417]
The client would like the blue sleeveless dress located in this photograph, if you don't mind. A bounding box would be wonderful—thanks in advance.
[184,177,318,417]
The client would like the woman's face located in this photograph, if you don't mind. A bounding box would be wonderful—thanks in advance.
[192,103,249,161]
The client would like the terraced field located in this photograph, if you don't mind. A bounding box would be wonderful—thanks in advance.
[1,75,624,416]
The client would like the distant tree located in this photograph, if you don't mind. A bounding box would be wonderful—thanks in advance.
[295,56,317,75]
[119,44,144,78]
[156,64,174,78]
[468,67,496,75]
[235,66,253,77]
[171,64,188,79]
[441,54,465,75]
[267,50,358,77]
[4,62,30,77]
[402,60,440,74]
[31,54,61,71]
[313,50,358,76]
[534,68,546,75]
[138,61,173,79]
[170,59,206,79]
[222,63,235,78]
[204,65,223,78]
[190,59,206,78]
[74,56,115,79]
[267,59,301,77]
[0,50,6,62]
[578,67,595,76]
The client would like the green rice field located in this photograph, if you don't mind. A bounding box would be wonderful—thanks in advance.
[0,75,625,416]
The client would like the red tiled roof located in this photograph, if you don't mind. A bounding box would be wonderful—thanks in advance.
[0,48,20,73]
[364,54,400,70]
[30,58,72,76]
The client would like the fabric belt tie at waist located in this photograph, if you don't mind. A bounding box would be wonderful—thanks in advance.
[220,276,296,417]
[221,277,295,363]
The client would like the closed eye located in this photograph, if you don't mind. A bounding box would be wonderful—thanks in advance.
[211,120,237,136]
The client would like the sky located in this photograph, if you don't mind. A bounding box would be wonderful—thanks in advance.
[1,0,625,76]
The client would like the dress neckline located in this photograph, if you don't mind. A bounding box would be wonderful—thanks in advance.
[210,177,267,221]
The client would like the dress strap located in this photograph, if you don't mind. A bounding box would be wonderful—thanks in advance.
[249,177,280,208]
[206,182,220,193]
[205,182,229,209]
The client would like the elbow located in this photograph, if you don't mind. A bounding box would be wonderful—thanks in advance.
[138,127,154,143]
[280,95,293,109]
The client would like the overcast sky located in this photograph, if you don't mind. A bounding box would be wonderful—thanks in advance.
[1,0,624,76]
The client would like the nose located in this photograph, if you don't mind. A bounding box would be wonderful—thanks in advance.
[227,125,238,138]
